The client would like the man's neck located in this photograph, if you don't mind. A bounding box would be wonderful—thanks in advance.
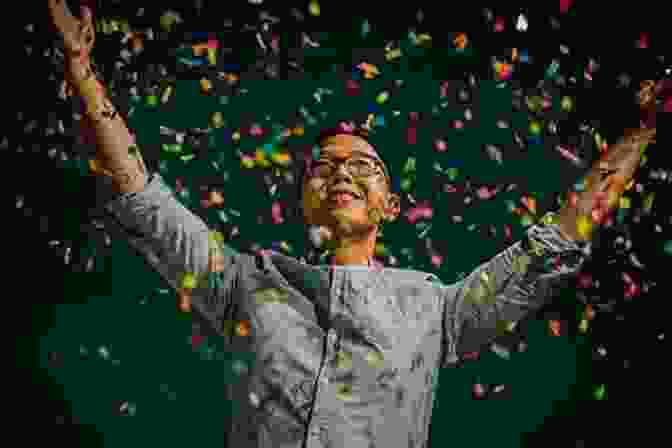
[328,234,376,266]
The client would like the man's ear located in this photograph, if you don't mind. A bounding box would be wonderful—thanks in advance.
[384,192,401,222]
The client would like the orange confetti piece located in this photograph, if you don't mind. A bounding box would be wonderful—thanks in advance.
[236,320,250,336]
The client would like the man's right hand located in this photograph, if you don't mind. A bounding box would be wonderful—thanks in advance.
[48,0,95,64]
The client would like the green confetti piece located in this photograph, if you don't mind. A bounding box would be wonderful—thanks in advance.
[162,143,182,153]
[447,167,459,181]
[361,19,371,37]
[403,157,416,174]
[146,95,158,107]
[593,384,607,400]
[663,241,672,256]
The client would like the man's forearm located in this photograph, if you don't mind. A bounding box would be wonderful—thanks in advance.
[69,57,148,195]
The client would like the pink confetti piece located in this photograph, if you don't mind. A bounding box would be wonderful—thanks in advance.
[504,225,512,240]
[249,124,264,136]
[560,0,572,14]
[434,139,447,152]
[440,81,449,98]
[578,273,593,289]
[637,32,648,49]
[271,202,284,224]
[494,17,504,32]
[175,177,183,193]
[476,186,493,200]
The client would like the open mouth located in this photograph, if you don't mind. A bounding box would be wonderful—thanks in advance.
[328,191,364,207]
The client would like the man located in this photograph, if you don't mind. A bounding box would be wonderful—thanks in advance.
[49,1,656,447]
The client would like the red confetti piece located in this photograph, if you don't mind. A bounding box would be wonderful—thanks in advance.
[549,319,561,336]
[191,334,205,349]
[345,79,359,96]
[664,97,672,113]
[578,274,593,289]
[463,351,480,360]
[407,127,417,145]
[175,177,183,193]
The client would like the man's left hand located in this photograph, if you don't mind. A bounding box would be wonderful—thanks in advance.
[557,128,656,241]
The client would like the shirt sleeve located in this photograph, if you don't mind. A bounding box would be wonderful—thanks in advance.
[103,172,242,327]
[440,212,591,367]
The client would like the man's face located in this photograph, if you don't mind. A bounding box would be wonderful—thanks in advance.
[302,134,400,238]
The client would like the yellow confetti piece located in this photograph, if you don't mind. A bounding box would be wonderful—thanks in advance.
[308,0,321,16]
[271,152,291,166]
[241,156,255,169]
[335,383,354,401]
[512,254,532,275]
[619,197,631,209]
[181,272,197,290]
[232,130,241,142]
[366,350,385,368]
[540,212,560,226]
[528,238,546,257]
[211,111,225,128]
[416,33,432,45]
[88,158,100,173]
[207,47,216,65]
[161,85,173,104]
[578,318,590,333]
[254,288,289,304]
[199,78,212,93]
[385,48,402,61]
[335,351,352,369]
[625,179,635,191]
[576,215,593,240]
[643,192,655,213]
[255,149,271,168]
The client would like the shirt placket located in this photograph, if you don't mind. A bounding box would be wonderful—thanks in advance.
[306,269,340,448]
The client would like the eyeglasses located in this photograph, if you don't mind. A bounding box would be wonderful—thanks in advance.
[310,157,387,179]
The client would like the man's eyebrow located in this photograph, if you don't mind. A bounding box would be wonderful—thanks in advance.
[316,150,378,161]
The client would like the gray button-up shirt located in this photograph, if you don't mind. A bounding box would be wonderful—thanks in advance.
[104,173,590,448]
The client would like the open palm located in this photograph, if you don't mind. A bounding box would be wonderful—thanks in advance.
[48,0,95,57]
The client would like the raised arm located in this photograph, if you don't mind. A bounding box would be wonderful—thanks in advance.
[50,0,147,194]
[48,0,240,323]
[440,126,655,366]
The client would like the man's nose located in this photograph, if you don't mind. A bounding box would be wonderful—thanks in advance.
[331,162,353,182]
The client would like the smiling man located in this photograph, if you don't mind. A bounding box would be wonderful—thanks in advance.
[302,130,400,266]
[49,1,656,447]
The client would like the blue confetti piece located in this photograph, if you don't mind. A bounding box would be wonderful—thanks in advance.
[375,115,385,127]
[263,143,274,156]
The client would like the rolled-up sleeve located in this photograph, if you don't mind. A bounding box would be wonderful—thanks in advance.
[103,172,241,325]
[440,212,591,367]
